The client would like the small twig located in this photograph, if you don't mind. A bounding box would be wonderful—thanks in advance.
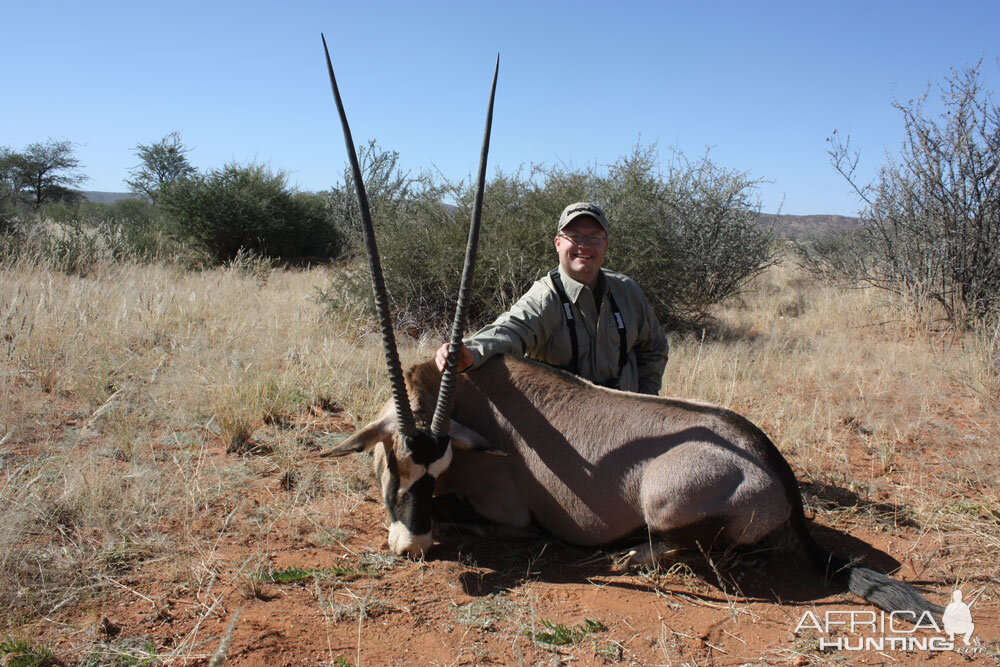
[967,586,987,607]
[666,627,731,656]
[207,606,242,667]
[82,387,124,431]
[722,629,747,645]
[177,593,223,657]
[356,592,364,667]
[102,574,156,606]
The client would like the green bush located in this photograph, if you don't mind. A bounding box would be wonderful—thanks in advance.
[322,143,774,330]
[0,199,16,235]
[326,140,420,259]
[101,198,186,261]
[600,146,776,326]
[160,163,341,264]
[0,199,189,272]
[0,214,101,276]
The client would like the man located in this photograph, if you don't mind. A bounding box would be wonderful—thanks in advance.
[435,202,668,395]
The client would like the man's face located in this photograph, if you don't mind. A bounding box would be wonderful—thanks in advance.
[554,216,608,287]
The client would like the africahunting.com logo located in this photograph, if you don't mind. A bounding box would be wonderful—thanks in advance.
[793,589,978,652]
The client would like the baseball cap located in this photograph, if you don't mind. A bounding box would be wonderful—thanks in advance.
[557,202,609,234]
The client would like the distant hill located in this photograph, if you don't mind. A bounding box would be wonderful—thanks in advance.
[756,213,861,238]
[83,191,145,205]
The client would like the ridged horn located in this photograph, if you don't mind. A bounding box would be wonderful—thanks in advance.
[430,55,500,437]
[321,34,416,437]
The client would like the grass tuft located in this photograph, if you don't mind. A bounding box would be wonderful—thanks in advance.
[525,619,607,646]
[0,636,58,667]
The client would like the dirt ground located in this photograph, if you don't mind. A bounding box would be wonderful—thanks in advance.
[18,397,994,667]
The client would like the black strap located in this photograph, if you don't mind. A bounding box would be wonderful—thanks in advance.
[549,269,628,379]
[549,269,579,374]
[606,287,629,376]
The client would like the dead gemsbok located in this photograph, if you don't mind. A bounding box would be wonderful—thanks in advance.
[319,36,943,620]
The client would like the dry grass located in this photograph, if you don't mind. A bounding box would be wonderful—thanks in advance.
[665,262,1000,584]
[0,255,392,659]
[1,254,998,662]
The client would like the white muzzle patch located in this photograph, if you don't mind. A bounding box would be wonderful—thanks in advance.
[388,521,432,557]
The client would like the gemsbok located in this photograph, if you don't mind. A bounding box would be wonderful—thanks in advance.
[318,35,943,620]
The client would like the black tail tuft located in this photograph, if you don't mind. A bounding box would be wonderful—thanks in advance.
[751,421,944,621]
[846,567,944,618]
[790,503,942,619]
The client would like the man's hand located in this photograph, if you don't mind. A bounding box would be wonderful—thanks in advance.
[435,342,474,373]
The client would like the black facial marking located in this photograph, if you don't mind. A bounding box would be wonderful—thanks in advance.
[392,473,435,536]
[404,432,450,467]
[380,431,451,545]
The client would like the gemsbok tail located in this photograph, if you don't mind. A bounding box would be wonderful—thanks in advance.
[757,422,943,618]
[786,481,944,618]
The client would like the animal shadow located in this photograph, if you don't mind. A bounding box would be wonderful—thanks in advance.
[432,484,927,608]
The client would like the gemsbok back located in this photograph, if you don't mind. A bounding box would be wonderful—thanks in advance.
[318,36,943,621]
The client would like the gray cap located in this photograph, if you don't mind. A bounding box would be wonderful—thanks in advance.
[557,202,609,234]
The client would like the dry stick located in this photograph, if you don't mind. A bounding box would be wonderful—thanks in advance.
[102,574,156,606]
[665,627,732,657]
[82,387,123,432]
[355,589,366,667]
[314,579,337,665]
[207,607,243,667]
[177,593,223,659]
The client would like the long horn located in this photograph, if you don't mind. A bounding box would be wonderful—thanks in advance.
[430,55,499,437]
[321,34,416,437]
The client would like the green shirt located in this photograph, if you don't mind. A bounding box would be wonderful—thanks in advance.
[465,268,668,394]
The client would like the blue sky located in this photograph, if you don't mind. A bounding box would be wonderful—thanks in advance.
[3,1,998,215]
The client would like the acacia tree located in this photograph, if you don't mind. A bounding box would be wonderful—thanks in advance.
[600,145,775,326]
[125,132,196,203]
[0,148,18,229]
[5,139,87,207]
[828,62,1000,324]
[326,139,422,257]
[335,143,774,329]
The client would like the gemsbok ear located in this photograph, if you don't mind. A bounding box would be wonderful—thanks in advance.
[449,420,507,456]
[320,416,393,458]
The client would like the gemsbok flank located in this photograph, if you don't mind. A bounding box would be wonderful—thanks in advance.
[318,35,944,620]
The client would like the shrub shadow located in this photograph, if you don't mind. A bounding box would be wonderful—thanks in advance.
[800,480,922,530]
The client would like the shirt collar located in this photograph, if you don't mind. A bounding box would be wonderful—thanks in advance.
[557,267,606,303]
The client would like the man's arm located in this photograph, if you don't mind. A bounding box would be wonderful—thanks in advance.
[633,292,669,395]
[461,279,560,369]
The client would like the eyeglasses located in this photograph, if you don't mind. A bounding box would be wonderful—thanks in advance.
[558,232,607,246]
